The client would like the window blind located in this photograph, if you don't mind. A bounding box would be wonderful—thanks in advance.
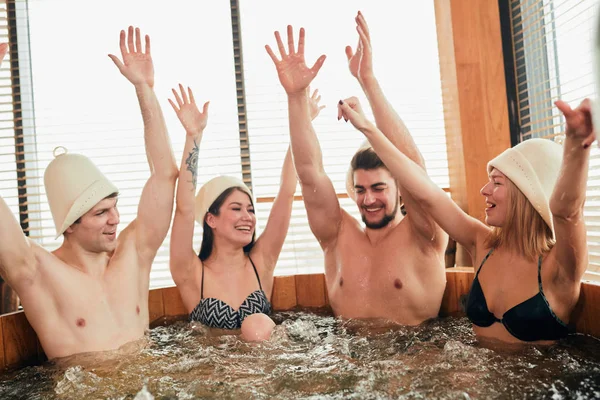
[509,0,600,276]
[0,0,18,224]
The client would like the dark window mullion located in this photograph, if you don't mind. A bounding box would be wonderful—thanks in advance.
[7,0,28,235]
[230,0,253,192]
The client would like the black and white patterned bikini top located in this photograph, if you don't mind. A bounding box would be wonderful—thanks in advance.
[189,256,272,329]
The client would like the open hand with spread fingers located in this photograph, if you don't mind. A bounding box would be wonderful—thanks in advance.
[265,25,327,95]
[109,26,155,88]
[308,87,326,120]
[168,84,209,137]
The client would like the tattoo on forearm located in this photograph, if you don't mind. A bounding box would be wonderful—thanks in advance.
[185,139,199,190]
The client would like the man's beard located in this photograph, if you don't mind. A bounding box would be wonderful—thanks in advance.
[361,198,399,229]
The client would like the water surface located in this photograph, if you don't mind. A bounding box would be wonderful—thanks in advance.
[0,312,598,399]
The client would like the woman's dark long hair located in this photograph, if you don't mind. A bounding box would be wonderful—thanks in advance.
[198,187,256,261]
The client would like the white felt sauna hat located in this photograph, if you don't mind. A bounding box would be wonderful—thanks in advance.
[487,138,563,238]
[195,175,253,225]
[44,147,119,238]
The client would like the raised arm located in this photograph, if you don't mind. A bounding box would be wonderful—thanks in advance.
[0,43,37,290]
[344,12,439,242]
[550,99,594,283]
[168,85,209,287]
[253,89,324,269]
[0,197,37,291]
[339,99,488,256]
[345,12,424,167]
[265,26,341,249]
[109,27,178,262]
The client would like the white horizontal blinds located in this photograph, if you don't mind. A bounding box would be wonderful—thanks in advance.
[240,1,448,275]
[0,1,18,222]
[22,0,240,288]
[511,0,600,273]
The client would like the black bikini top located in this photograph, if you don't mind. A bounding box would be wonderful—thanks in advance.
[466,249,569,342]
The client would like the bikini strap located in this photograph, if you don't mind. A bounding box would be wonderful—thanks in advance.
[248,256,263,291]
[200,261,205,300]
[475,248,495,277]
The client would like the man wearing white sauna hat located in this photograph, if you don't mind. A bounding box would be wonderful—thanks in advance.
[45,148,120,238]
[0,26,178,360]
[265,15,447,326]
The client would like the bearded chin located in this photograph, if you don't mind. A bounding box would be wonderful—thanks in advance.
[361,198,399,229]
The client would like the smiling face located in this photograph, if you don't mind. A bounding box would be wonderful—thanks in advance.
[353,167,400,229]
[207,188,256,247]
[64,194,120,253]
[480,168,509,227]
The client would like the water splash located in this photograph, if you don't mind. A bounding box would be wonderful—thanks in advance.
[133,383,154,400]
[0,313,597,399]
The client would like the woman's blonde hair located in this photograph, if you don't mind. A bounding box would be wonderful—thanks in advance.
[484,177,554,261]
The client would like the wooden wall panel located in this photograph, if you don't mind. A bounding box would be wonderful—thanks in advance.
[434,0,512,265]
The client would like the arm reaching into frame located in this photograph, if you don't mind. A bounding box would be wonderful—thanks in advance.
[0,43,38,291]
[344,12,440,244]
[265,26,341,249]
[169,85,209,287]
[253,88,325,270]
[550,99,594,284]
[109,26,178,263]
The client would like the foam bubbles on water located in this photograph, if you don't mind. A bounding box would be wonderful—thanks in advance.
[133,383,154,400]
[55,365,102,396]
[283,319,321,343]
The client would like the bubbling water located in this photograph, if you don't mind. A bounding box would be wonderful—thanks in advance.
[0,312,598,399]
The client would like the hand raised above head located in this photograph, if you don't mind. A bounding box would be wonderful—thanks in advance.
[555,98,596,148]
[265,25,326,95]
[345,11,373,83]
[338,96,374,133]
[308,87,326,120]
[0,43,8,67]
[168,84,209,137]
[108,26,154,88]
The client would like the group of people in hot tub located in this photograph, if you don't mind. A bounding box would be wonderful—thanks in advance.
[0,12,594,361]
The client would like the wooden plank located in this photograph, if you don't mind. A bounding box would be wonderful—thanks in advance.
[148,288,165,324]
[0,315,5,369]
[573,281,600,337]
[1,311,38,368]
[162,287,187,317]
[295,274,326,308]
[440,267,474,316]
[271,276,297,311]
